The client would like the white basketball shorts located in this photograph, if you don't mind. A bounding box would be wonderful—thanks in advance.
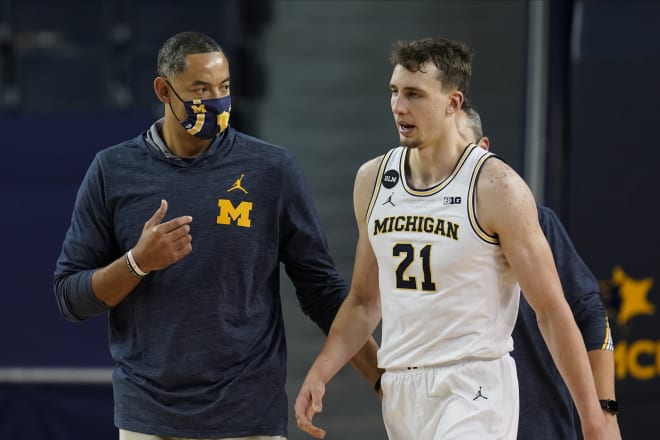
[381,355,519,439]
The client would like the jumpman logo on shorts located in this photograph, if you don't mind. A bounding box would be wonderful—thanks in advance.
[382,193,395,206]
[473,386,488,400]
[227,174,248,194]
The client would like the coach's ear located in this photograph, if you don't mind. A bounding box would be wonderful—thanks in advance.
[154,76,171,104]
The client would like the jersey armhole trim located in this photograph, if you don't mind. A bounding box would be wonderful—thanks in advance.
[468,153,500,245]
[365,149,395,224]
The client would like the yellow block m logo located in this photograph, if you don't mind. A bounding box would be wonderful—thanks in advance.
[217,199,253,227]
[191,104,206,114]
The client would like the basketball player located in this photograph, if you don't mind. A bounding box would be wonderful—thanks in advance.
[457,101,621,439]
[294,38,619,439]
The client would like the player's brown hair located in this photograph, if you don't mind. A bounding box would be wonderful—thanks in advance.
[390,38,474,94]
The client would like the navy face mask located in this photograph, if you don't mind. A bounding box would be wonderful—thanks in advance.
[167,81,231,139]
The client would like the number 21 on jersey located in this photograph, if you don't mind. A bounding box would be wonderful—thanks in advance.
[393,243,437,292]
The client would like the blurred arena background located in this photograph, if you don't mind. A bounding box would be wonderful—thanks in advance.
[0,0,658,438]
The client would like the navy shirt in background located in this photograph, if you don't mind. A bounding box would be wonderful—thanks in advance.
[513,205,608,440]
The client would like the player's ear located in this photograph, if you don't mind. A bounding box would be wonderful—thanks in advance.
[447,91,463,115]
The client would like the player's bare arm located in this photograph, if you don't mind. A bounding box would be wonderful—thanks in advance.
[340,154,386,393]
[295,156,384,439]
[343,159,387,396]
[91,200,193,307]
[476,158,616,439]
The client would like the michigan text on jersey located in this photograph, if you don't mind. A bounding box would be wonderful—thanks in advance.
[373,215,459,240]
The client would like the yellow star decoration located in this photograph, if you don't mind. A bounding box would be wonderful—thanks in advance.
[612,265,655,326]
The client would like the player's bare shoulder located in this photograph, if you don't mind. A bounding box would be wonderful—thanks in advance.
[477,157,537,235]
[354,155,385,199]
[355,155,385,186]
[353,154,386,221]
[478,157,531,199]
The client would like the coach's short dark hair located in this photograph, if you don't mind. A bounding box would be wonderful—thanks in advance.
[157,31,223,79]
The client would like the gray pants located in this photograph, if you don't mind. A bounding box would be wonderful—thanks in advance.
[119,429,287,440]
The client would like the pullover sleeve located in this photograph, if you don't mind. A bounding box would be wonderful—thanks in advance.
[53,154,117,322]
[538,205,611,351]
[278,154,348,334]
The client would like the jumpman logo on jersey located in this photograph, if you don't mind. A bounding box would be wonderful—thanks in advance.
[227,174,248,194]
[473,386,488,400]
[382,193,395,207]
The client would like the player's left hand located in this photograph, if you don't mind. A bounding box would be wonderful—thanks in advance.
[294,376,327,439]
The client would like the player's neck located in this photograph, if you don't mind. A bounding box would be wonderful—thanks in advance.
[405,139,464,189]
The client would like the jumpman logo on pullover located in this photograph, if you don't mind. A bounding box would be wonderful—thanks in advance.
[227,174,248,194]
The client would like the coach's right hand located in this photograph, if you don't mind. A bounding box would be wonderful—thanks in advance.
[131,199,193,273]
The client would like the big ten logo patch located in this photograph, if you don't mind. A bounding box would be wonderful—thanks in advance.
[600,265,658,380]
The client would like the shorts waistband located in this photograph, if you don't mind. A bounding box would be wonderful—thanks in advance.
[384,354,510,372]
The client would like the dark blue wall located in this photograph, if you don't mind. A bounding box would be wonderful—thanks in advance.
[0,111,155,369]
[0,111,154,439]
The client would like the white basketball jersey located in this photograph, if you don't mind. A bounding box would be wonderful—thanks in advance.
[367,144,520,369]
